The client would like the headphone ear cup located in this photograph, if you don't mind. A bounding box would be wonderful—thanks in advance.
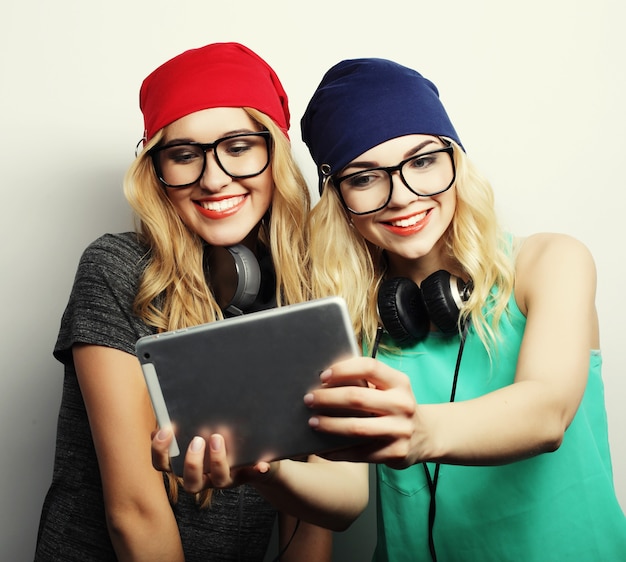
[225,245,262,315]
[247,251,276,312]
[203,245,262,316]
[421,270,470,336]
[377,277,430,345]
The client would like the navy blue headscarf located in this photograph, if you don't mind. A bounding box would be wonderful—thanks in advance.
[301,58,463,193]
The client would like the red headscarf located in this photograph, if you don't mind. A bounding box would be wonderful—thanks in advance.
[140,42,290,141]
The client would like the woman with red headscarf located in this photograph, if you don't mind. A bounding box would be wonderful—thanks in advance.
[34,43,367,562]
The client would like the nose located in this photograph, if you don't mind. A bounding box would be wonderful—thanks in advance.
[387,170,418,208]
[198,151,231,192]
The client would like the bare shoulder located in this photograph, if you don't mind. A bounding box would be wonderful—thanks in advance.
[515,232,595,271]
[513,233,596,313]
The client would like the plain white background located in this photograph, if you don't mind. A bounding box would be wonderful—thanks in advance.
[2,1,624,560]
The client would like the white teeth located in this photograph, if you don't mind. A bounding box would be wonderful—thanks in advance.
[390,212,426,227]
[200,195,245,212]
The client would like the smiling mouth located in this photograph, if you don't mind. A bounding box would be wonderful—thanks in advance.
[196,195,246,212]
[386,210,428,227]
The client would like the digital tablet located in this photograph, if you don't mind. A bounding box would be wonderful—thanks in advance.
[136,296,361,474]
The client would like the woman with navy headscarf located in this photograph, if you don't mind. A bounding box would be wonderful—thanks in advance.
[299,58,626,561]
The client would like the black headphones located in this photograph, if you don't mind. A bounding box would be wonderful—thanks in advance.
[377,270,472,346]
[203,244,276,316]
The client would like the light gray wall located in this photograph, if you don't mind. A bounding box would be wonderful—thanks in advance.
[2,1,624,560]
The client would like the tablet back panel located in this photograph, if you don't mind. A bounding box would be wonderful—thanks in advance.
[136,297,360,474]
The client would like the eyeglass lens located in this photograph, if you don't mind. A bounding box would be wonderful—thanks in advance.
[338,147,454,214]
[153,133,269,187]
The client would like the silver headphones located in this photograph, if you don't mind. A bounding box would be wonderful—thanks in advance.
[203,244,276,316]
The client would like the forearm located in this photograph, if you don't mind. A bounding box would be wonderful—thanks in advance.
[419,380,573,466]
[253,458,368,531]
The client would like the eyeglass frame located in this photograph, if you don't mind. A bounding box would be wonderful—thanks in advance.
[148,131,272,189]
[331,140,456,215]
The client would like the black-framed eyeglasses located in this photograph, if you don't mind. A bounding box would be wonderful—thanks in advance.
[149,131,271,188]
[333,142,456,215]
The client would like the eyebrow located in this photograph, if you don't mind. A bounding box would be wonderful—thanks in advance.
[343,139,438,171]
[162,128,260,147]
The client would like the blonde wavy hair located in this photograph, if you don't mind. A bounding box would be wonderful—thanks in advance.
[308,139,514,355]
[124,108,311,506]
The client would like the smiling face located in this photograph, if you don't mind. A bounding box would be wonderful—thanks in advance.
[160,107,274,248]
[341,134,457,277]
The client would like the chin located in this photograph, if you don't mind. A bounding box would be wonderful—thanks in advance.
[390,240,441,264]
[201,228,259,248]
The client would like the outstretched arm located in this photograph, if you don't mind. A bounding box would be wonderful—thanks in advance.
[304,234,598,468]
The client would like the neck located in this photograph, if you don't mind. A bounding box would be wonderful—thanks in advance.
[385,251,459,286]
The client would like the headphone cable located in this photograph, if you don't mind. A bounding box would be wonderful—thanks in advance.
[423,321,469,562]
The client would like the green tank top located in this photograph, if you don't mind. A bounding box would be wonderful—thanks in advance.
[373,291,626,561]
